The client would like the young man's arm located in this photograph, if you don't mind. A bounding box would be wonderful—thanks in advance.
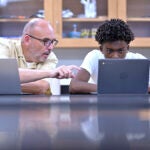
[69,68,97,94]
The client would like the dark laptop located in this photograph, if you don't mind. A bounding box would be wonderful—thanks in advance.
[97,59,150,94]
[0,59,21,94]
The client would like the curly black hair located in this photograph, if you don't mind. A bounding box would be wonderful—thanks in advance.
[95,19,134,45]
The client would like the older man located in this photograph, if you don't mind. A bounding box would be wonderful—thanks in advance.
[0,18,79,94]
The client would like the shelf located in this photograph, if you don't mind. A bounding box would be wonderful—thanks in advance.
[48,0,115,48]
[1,0,150,48]
[0,18,31,22]
[63,16,108,22]
[127,17,150,22]
[131,38,150,47]
[56,38,98,48]
[0,0,43,37]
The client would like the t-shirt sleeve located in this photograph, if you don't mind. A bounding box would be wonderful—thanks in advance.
[80,50,101,75]
[80,52,94,75]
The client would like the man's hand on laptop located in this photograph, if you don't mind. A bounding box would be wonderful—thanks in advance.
[50,65,80,79]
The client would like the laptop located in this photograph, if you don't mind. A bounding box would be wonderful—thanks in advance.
[0,58,21,94]
[97,59,150,94]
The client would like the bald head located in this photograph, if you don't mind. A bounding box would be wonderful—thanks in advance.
[22,18,54,36]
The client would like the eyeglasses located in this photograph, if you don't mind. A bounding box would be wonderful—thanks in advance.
[26,34,58,47]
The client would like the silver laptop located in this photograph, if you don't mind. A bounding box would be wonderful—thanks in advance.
[97,59,150,94]
[0,58,21,94]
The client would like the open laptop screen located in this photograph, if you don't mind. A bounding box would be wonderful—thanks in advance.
[0,59,21,94]
[97,59,150,94]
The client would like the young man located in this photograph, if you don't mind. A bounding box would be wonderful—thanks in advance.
[69,18,149,94]
[0,18,79,94]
